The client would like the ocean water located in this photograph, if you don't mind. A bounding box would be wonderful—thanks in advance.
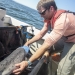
[0,0,44,29]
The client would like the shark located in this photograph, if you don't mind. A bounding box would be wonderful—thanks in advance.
[0,47,26,75]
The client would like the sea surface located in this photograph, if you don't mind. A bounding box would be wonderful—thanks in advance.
[0,0,44,29]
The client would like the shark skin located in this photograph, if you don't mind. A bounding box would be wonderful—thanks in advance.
[0,47,26,75]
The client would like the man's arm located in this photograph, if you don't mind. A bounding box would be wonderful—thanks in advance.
[13,43,50,75]
[29,41,51,62]
[25,23,48,46]
[28,51,50,75]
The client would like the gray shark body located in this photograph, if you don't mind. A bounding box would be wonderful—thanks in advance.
[0,47,26,75]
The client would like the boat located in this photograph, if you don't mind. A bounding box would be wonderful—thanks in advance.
[0,8,74,75]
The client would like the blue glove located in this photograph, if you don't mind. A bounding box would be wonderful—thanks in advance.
[21,46,30,54]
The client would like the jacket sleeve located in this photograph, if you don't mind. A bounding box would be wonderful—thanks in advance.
[44,13,70,46]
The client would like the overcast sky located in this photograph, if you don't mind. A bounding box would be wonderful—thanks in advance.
[13,0,75,12]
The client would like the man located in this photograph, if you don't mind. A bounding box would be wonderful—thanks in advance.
[13,0,75,75]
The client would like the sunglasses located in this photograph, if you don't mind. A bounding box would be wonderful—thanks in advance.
[39,9,47,15]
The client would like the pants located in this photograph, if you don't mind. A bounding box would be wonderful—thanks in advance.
[57,42,75,75]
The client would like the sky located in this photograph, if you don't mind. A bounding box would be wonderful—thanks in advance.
[13,0,75,12]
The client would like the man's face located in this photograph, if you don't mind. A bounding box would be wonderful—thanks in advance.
[38,7,47,15]
[38,6,54,20]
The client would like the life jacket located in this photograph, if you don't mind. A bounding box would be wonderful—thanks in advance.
[51,9,75,28]
[51,10,66,28]
[50,9,75,39]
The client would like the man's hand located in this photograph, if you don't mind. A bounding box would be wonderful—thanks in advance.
[13,61,28,75]
[44,51,50,57]
[21,46,30,54]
